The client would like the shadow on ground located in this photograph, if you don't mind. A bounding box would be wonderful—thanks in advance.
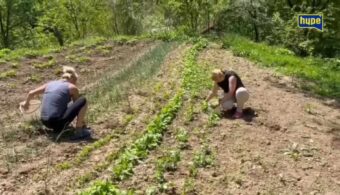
[221,107,258,122]
[36,127,97,143]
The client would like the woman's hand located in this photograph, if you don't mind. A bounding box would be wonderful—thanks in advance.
[20,101,30,110]
[22,84,46,109]
[206,83,219,102]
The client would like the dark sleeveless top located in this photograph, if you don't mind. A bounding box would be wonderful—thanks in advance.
[217,70,245,93]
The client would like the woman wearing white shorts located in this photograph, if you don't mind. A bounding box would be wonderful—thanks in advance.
[206,69,249,119]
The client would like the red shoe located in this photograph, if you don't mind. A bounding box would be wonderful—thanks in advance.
[232,111,243,119]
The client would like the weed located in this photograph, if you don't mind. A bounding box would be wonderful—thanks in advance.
[183,178,196,194]
[208,112,220,127]
[0,70,17,79]
[70,36,107,48]
[10,63,19,69]
[145,186,158,195]
[176,128,189,149]
[112,35,146,44]
[81,180,134,195]
[189,163,198,177]
[33,58,57,69]
[28,74,42,82]
[123,114,134,126]
[233,176,244,186]
[75,134,116,165]
[21,118,44,137]
[56,162,72,170]
[156,150,181,183]
[193,145,214,168]
[283,142,301,161]
[184,102,195,124]
[77,172,97,186]
[304,103,316,115]
[201,101,209,113]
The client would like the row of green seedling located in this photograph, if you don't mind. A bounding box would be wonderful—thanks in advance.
[144,38,212,194]
[111,38,209,181]
[81,39,207,194]
[80,93,183,194]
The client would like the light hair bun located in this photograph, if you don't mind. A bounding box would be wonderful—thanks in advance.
[211,69,223,80]
[62,66,78,80]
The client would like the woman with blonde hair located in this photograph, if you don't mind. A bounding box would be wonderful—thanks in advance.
[21,66,90,139]
[206,69,249,119]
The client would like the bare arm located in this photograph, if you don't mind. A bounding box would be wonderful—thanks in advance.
[206,83,219,102]
[228,76,237,97]
[69,85,80,102]
[21,84,46,109]
[26,84,46,102]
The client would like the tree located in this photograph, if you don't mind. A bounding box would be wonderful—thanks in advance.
[0,0,36,48]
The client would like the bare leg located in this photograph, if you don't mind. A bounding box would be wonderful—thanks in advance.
[220,92,235,111]
[76,102,87,128]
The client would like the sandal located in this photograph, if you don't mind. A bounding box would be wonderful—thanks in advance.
[232,111,244,119]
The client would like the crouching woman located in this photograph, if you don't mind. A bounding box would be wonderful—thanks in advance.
[206,69,250,119]
[21,66,91,139]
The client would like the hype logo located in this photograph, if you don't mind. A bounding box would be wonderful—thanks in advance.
[298,14,323,31]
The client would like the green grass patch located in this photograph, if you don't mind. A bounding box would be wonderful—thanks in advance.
[56,162,72,170]
[112,35,149,44]
[69,36,107,48]
[0,70,17,79]
[223,34,340,99]
[33,58,57,69]
[66,55,91,64]
[0,47,61,62]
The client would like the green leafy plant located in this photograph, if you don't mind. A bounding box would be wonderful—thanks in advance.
[208,112,220,127]
[81,180,134,195]
[155,150,181,183]
[193,145,214,168]
[176,128,189,149]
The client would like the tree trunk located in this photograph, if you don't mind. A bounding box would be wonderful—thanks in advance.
[53,27,64,46]
[253,22,259,42]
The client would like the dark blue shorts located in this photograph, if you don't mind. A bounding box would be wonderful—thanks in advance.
[41,97,86,132]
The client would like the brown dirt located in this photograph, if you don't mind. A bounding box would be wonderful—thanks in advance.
[0,43,189,195]
[0,41,154,121]
[186,48,340,194]
[0,41,156,194]
[108,47,340,195]
[1,44,339,195]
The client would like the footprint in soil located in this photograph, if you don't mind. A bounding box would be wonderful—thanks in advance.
[221,107,258,122]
